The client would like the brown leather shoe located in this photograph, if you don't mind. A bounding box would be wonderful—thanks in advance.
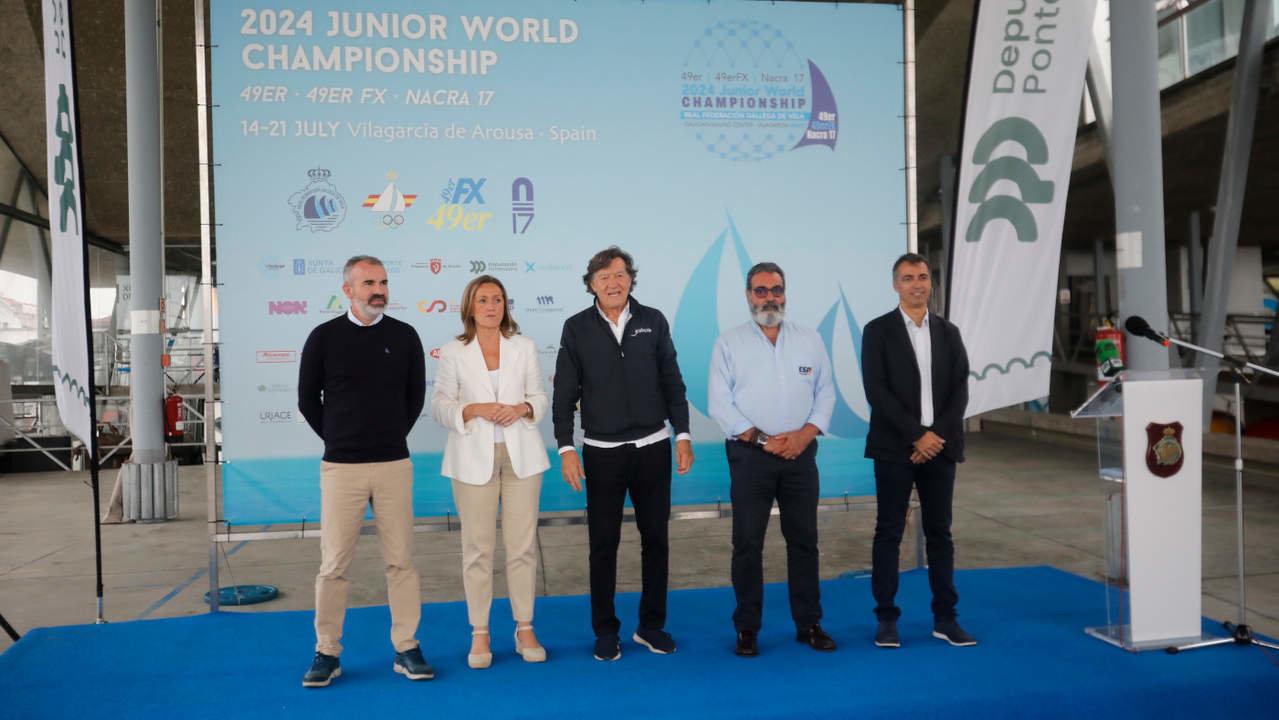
[796,623,836,651]
[734,630,759,657]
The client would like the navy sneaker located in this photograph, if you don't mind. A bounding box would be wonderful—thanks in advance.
[302,652,341,687]
[875,619,901,648]
[933,619,978,647]
[593,633,621,661]
[633,628,677,654]
[393,646,436,680]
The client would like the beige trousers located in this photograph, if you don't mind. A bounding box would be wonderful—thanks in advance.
[314,458,420,656]
[451,443,543,627]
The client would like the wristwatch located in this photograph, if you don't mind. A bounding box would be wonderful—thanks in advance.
[750,428,771,447]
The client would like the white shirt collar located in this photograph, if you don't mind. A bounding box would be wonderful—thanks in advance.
[898,306,929,330]
[596,300,631,328]
[347,308,384,327]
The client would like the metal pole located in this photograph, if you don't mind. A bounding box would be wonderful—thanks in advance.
[1110,0,1171,372]
[937,152,956,315]
[1188,210,1203,343]
[1197,0,1271,428]
[1085,31,1115,183]
[62,0,107,625]
[193,0,220,612]
[1093,236,1107,318]
[903,0,918,253]
[125,0,165,466]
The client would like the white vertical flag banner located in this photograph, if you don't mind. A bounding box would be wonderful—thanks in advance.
[950,0,1097,417]
[42,0,93,445]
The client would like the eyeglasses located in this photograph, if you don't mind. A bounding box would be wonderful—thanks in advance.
[751,285,785,299]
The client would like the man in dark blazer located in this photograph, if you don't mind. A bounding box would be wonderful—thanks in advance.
[860,252,976,649]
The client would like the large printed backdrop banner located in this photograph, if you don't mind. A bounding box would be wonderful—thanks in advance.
[210,0,905,525]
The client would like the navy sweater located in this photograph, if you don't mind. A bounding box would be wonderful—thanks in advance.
[298,315,426,463]
[552,299,690,448]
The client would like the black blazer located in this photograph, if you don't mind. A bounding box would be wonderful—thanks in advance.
[860,308,969,464]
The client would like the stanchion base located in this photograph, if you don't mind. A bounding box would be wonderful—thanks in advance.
[1086,624,1221,653]
[202,585,279,606]
[1169,622,1279,654]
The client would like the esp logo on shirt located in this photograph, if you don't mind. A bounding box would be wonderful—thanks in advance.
[798,366,812,376]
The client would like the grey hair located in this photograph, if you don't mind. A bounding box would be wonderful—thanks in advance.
[342,255,385,283]
[745,262,785,290]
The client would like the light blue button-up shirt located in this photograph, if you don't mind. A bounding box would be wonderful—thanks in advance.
[708,320,834,438]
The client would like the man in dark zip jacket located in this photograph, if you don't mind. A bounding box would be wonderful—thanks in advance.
[553,246,695,662]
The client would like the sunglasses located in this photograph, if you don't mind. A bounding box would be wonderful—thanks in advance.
[751,285,785,299]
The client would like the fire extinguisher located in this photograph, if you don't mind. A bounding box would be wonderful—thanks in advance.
[1095,324,1126,383]
[164,394,184,441]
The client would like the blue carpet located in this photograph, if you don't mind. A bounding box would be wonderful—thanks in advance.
[2,567,1274,718]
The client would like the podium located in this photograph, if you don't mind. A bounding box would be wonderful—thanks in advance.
[1072,369,1207,650]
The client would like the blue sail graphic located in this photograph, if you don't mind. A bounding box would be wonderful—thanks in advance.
[673,214,868,439]
[817,286,870,439]
[673,213,754,417]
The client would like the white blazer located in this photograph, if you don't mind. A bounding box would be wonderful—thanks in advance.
[431,334,551,485]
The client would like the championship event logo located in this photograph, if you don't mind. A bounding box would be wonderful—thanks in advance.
[680,20,838,161]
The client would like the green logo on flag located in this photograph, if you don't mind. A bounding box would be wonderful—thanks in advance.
[965,117,1052,244]
[54,83,79,234]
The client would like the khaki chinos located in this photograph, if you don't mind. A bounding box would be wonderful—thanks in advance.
[451,443,543,627]
[314,457,420,656]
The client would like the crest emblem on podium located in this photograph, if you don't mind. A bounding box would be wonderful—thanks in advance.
[1145,421,1184,478]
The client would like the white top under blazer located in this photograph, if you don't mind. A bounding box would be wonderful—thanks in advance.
[431,334,551,485]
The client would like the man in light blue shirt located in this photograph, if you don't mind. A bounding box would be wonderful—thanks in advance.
[708,262,836,657]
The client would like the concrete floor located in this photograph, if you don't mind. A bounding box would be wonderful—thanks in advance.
[2,427,1278,656]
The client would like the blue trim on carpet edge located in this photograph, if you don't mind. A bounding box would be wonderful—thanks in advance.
[1,567,1273,719]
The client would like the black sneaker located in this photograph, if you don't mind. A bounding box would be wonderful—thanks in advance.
[874,619,901,648]
[933,619,977,647]
[393,646,436,680]
[302,652,341,687]
[632,628,677,654]
[593,633,621,661]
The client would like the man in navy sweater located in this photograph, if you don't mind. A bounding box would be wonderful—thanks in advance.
[553,246,694,661]
[297,255,432,687]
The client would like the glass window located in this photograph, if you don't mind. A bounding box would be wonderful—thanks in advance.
[0,132,127,389]
[1157,17,1186,89]
[1186,0,1229,75]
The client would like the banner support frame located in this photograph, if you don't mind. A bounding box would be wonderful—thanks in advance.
[193,0,221,613]
[903,0,918,253]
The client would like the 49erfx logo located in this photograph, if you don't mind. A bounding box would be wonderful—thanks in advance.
[429,177,492,232]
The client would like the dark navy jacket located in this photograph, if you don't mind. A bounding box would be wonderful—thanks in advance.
[552,298,690,448]
[860,309,969,464]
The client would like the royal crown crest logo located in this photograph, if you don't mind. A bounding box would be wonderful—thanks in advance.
[288,167,347,232]
[1145,421,1185,478]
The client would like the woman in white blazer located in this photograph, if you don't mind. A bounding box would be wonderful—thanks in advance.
[431,274,551,669]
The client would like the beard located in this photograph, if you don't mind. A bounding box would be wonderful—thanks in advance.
[356,295,387,319]
[750,300,784,328]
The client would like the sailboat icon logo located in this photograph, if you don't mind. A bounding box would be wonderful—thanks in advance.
[672,213,869,439]
[362,171,418,228]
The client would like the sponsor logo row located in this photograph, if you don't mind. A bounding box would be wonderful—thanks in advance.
[262,256,573,276]
[264,294,562,317]
[288,169,537,235]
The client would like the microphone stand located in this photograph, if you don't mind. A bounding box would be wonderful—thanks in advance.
[1148,332,1279,654]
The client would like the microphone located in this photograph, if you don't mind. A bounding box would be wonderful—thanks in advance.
[1124,315,1170,346]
